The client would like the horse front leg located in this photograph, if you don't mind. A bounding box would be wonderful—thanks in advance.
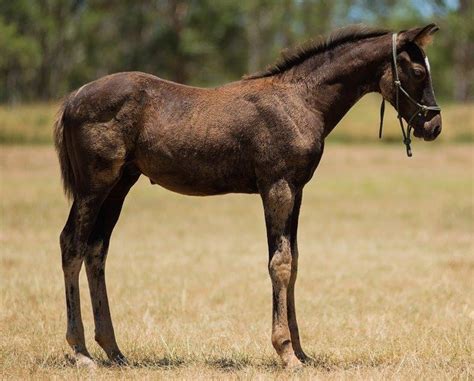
[286,190,310,362]
[261,180,302,369]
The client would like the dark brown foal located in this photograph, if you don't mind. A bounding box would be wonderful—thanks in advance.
[55,24,441,368]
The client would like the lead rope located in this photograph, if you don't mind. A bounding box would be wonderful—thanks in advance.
[379,97,412,156]
[379,99,385,139]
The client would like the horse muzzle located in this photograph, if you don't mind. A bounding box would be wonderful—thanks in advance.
[414,113,442,141]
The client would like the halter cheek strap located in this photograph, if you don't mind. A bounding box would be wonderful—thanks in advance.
[379,33,441,157]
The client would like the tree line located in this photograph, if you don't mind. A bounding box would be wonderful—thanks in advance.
[0,0,472,103]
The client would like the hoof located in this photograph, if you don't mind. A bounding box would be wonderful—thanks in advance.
[296,351,313,364]
[74,353,97,369]
[284,355,303,370]
[110,352,129,366]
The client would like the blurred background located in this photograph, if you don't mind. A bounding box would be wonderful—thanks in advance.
[0,0,472,103]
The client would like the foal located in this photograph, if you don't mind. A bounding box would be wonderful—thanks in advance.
[55,24,441,368]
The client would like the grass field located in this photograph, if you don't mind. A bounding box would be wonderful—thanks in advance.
[1,141,472,379]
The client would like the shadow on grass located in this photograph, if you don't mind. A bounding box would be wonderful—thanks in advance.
[205,356,252,371]
[40,351,394,372]
[101,355,186,369]
[257,352,393,372]
[37,354,186,370]
[205,353,347,372]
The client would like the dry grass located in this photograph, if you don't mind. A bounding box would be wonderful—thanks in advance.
[0,144,473,380]
[0,95,473,144]
[0,103,56,144]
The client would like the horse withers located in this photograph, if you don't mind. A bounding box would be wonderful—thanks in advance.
[54,24,441,368]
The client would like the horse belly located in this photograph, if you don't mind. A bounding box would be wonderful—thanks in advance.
[135,148,258,196]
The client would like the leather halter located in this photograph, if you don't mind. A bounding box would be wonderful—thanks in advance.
[379,33,441,157]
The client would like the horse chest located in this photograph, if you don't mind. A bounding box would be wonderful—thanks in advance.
[263,132,324,186]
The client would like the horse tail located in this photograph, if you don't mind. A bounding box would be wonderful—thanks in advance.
[53,96,76,201]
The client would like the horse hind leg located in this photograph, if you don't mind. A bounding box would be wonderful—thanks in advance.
[61,194,108,368]
[59,123,130,367]
[84,164,140,364]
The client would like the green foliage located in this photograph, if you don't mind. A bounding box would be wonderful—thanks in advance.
[0,0,471,102]
[0,16,40,101]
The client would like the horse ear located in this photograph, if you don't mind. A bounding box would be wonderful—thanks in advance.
[414,23,439,47]
[400,24,439,48]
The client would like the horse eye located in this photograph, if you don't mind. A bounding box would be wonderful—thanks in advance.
[413,68,425,80]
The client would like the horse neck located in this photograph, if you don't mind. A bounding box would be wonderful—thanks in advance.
[290,35,392,136]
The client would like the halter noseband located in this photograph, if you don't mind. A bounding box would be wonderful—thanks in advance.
[379,33,441,157]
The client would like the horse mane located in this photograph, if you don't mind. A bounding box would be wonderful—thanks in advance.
[243,24,390,80]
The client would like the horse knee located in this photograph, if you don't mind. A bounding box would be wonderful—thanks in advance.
[269,238,292,287]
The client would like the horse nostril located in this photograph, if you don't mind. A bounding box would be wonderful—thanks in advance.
[433,125,441,137]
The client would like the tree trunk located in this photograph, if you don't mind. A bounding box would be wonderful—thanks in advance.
[168,0,188,84]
